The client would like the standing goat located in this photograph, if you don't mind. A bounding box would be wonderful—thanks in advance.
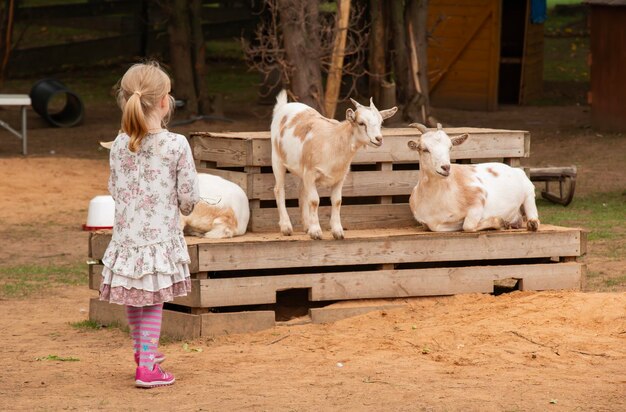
[271,90,397,240]
[180,173,250,238]
[407,123,539,232]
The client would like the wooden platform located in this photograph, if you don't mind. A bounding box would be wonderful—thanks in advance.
[191,127,530,232]
[88,225,586,338]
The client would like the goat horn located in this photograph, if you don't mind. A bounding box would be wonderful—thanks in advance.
[369,97,377,110]
[350,98,361,108]
[409,123,429,133]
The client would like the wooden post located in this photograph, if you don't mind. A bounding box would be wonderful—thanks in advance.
[323,0,351,119]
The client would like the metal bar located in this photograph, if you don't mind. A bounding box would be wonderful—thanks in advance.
[22,105,27,155]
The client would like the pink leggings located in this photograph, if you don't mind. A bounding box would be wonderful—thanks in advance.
[126,304,163,369]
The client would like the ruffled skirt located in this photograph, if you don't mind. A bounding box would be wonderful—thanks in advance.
[99,263,192,306]
[99,236,192,306]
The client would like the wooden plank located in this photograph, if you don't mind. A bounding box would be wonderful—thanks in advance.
[197,225,584,271]
[251,170,419,200]
[89,298,127,327]
[191,128,529,165]
[88,264,103,291]
[200,311,276,337]
[249,204,416,232]
[171,279,201,307]
[186,262,582,307]
[191,134,250,166]
[162,310,201,339]
[88,231,112,259]
[518,262,582,291]
[310,301,406,324]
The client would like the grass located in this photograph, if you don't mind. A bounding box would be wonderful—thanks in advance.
[537,191,626,241]
[0,262,86,298]
[69,320,103,331]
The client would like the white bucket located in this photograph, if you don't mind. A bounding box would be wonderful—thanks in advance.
[83,195,115,230]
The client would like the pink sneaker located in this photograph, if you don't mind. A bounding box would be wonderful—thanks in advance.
[135,365,175,388]
[134,351,166,365]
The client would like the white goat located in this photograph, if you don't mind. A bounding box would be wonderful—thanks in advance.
[180,173,250,238]
[271,90,397,240]
[407,123,539,232]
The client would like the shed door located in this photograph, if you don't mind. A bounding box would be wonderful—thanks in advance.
[427,0,501,111]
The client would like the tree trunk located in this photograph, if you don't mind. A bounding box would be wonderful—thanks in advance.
[405,0,431,123]
[0,0,15,84]
[324,0,351,119]
[389,0,410,104]
[368,0,385,105]
[166,0,198,114]
[189,0,213,115]
[277,0,324,112]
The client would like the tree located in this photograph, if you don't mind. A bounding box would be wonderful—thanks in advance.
[369,0,432,124]
[0,0,16,85]
[161,0,212,115]
[245,0,368,116]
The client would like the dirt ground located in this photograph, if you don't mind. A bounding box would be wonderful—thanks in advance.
[0,101,625,411]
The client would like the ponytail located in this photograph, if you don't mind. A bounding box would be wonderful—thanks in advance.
[115,61,173,153]
[122,91,148,153]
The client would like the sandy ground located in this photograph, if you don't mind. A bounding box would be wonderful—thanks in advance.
[1,287,625,411]
[0,103,625,411]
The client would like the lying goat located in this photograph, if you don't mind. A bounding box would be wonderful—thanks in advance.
[180,173,249,238]
[407,123,539,232]
[270,90,397,240]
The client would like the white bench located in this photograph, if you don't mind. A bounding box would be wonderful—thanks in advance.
[0,94,31,155]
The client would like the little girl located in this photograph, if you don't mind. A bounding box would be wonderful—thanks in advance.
[99,61,199,388]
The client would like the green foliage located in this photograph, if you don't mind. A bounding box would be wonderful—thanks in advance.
[0,263,86,298]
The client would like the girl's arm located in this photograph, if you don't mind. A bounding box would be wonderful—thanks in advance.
[176,138,199,216]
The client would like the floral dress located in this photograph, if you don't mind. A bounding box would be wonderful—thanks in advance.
[99,131,199,306]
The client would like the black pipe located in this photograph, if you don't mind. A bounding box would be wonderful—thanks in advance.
[29,79,84,127]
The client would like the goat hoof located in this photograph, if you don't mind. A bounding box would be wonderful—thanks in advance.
[280,225,293,236]
[308,228,323,240]
[332,230,345,240]
[527,219,540,231]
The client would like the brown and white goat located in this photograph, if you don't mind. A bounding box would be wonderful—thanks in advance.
[180,173,249,238]
[270,90,397,240]
[407,123,539,232]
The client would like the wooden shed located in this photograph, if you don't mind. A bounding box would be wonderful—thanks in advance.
[427,0,544,110]
[585,0,626,131]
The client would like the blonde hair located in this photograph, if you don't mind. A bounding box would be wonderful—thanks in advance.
[116,61,174,152]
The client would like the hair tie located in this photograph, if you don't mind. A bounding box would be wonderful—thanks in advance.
[133,91,142,97]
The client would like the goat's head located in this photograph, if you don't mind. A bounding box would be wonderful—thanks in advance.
[346,98,397,148]
[407,123,468,177]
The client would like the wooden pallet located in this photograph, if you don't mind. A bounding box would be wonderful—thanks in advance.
[190,127,530,232]
[88,225,586,338]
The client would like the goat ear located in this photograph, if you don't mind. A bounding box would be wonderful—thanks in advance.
[407,140,421,151]
[451,133,469,146]
[346,108,356,122]
[100,141,113,150]
[350,98,362,108]
[379,106,398,120]
[409,123,429,134]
